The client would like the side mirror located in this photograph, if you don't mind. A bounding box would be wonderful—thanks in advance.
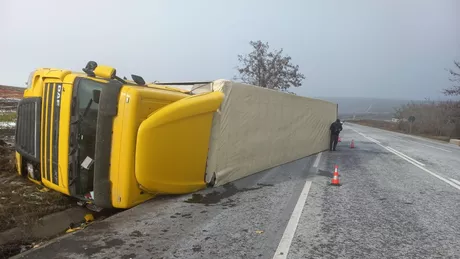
[92,89,101,104]
[82,61,98,77]
[131,74,146,86]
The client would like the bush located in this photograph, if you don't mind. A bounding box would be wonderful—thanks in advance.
[394,100,460,138]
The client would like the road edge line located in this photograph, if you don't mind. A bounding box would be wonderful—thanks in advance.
[313,152,322,168]
[273,180,313,259]
[449,178,460,186]
[350,127,425,167]
[396,137,452,153]
[385,146,425,167]
[350,127,460,191]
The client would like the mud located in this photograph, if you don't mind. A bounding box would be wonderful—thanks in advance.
[0,138,73,258]
[0,140,15,173]
[0,241,34,259]
[0,129,14,145]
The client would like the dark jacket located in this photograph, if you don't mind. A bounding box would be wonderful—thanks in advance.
[330,120,343,135]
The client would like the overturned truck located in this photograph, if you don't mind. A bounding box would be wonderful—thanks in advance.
[15,62,337,209]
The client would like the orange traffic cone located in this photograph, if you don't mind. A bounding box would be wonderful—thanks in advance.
[350,140,355,149]
[334,165,339,176]
[331,166,340,186]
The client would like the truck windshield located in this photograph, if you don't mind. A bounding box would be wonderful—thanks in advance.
[72,78,105,195]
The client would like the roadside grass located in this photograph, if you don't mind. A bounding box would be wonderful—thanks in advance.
[0,113,16,122]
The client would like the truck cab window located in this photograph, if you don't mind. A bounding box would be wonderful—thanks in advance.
[75,78,105,194]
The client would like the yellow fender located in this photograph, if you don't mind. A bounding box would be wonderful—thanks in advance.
[135,91,224,194]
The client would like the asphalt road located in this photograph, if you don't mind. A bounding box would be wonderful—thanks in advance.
[16,124,460,259]
[289,124,460,258]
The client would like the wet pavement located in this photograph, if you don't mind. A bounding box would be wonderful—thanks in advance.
[15,124,460,259]
[16,151,318,259]
[289,124,460,258]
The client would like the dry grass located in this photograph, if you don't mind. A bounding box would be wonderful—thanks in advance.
[0,113,16,123]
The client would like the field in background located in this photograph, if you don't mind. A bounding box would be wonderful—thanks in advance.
[0,86,24,99]
[320,97,411,121]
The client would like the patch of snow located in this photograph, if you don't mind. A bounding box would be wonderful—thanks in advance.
[0,109,16,113]
[0,121,16,128]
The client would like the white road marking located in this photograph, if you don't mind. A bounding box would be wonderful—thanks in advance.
[397,137,452,153]
[350,127,425,167]
[366,137,381,144]
[313,152,322,168]
[273,180,313,259]
[449,178,460,186]
[385,146,425,167]
[350,127,460,191]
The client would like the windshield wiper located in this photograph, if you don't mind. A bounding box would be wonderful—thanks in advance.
[71,99,93,125]
[69,98,93,156]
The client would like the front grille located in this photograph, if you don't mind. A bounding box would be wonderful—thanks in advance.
[15,97,41,162]
[41,83,62,185]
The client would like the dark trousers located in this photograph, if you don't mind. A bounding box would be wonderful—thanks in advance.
[330,134,339,151]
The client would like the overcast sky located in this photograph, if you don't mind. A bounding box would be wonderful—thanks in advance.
[1,0,458,99]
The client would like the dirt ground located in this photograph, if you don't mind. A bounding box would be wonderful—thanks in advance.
[0,141,74,232]
[0,84,76,257]
[0,140,74,258]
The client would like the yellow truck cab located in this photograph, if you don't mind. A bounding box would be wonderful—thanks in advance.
[15,61,223,209]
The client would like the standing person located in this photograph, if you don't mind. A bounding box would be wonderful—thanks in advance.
[329,119,343,151]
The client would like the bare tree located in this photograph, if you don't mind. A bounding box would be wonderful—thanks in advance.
[235,41,305,91]
[443,60,460,137]
[392,60,460,138]
[443,60,460,96]
[394,100,460,137]
[393,107,403,119]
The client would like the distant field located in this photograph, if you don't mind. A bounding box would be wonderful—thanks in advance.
[317,96,418,121]
[320,97,411,114]
[0,85,24,99]
[340,112,394,121]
